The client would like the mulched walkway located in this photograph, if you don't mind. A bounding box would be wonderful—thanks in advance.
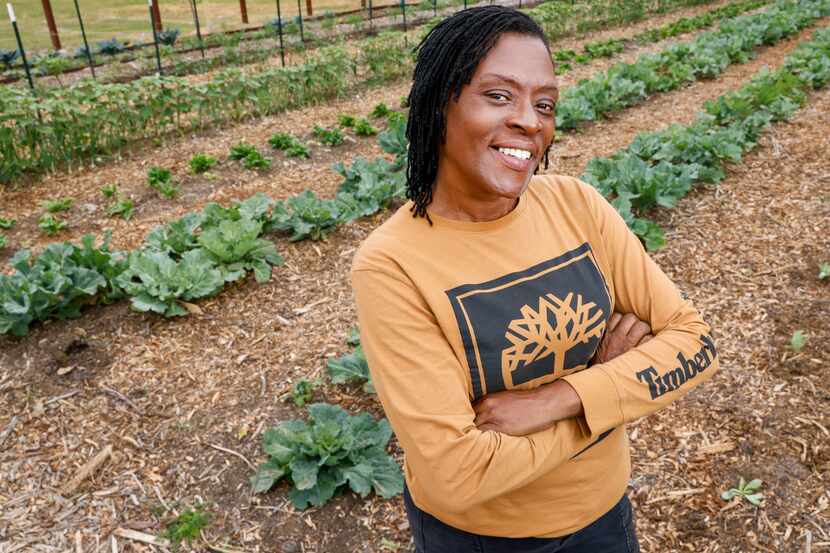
[1,17,828,553]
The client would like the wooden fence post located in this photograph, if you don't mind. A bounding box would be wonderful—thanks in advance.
[150,0,162,31]
[239,0,249,23]
[41,0,61,50]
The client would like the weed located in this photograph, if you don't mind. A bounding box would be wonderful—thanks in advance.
[819,263,830,280]
[787,330,806,352]
[721,477,763,506]
[162,506,210,551]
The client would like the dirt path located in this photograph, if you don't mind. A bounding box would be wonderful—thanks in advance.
[0,27,828,553]
[0,0,753,264]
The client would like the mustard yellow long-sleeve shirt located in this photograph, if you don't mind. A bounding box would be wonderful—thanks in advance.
[351,174,719,538]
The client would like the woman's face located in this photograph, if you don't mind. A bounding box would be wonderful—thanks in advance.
[437,32,558,205]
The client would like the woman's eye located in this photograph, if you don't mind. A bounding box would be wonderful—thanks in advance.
[488,93,509,101]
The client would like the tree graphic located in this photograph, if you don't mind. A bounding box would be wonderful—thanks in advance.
[501,292,606,386]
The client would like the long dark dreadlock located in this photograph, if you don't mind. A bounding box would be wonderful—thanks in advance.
[405,6,553,224]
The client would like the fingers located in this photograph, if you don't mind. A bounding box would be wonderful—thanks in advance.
[636,333,654,346]
[614,313,640,337]
[607,312,623,332]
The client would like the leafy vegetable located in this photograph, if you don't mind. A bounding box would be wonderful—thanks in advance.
[353,118,377,136]
[38,214,68,236]
[370,102,391,118]
[312,125,344,147]
[43,197,74,213]
[116,249,224,317]
[107,197,134,221]
[327,344,374,394]
[162,505,209,551]
[270,190,341,241]
[291,378,322,407]
[0,233,126,336]
[338,114,356,128]
[189,153,217,174]
[100,184,118,198]
[148,167,179,199]
[0,217,15,229]
[197,218,283,283]
[251,403,403,509]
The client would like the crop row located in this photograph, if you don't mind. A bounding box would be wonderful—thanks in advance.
[0,0,746,184]
[582,24,830,248]
[6,19,830,339]
[555,0,830,129]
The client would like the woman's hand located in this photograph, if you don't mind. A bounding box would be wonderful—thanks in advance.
[591,312,653,366]
[472,312,652,436]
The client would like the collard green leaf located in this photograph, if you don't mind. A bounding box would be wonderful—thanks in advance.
[250,458,287,493]
[289,457,320,490]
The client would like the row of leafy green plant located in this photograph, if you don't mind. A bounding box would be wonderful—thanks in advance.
[0,116,406,337]
[551,0,770,75]
[554,0,829,130]
[580,24,830,249]
[0,0,736,184]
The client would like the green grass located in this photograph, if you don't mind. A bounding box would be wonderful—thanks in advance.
[2,0,376,52]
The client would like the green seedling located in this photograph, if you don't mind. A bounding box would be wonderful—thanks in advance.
[268,133,294,150]
[38,214,67,235]
[107,197,134,220]
[819,263,830,280]
[43,197,74,213]
[100,184,118,198]
[162,505,210,551]
[370,102,391,118]
[788,330,806,352]
[189,153,217,174]
[291,378,322,407]
[338,114,356,128]
[0,217,15,229]
[242,151,271,170]
[312,125,344,147]
[353,118,377,137]
[721,477,763,506]
[0,235,6,248]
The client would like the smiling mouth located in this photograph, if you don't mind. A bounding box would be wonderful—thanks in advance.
[490,146,534,172]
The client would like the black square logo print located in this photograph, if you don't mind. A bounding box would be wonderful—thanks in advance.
[446,243,612,400]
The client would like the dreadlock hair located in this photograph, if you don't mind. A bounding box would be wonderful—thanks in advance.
[405,5,553,224]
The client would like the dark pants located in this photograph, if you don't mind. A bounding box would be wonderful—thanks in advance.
[403,485,640,553]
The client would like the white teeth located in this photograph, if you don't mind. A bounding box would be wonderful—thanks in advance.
[497,147,532,160]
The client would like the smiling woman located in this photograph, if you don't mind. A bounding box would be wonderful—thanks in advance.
[351,6,719,553]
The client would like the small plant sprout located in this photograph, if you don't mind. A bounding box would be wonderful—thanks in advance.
[107,197,134,221]
[147,167,179,199]
[312,125,344,147]
[0,217,15,229]
[721,477,763,506]
[819,263,830,280]
[370,102,391,118]
[0,235,6,248]
[230,143,271,170]
[43,197,74,213]
[291,378,322,407]
[788,330,807,353]
[38,214,68,236]
[269,133,309,158]
[353,118,378,137]
[162,504,210,551]
[338,114,356,128]
[189,153,217,174]
[100,184,118,198]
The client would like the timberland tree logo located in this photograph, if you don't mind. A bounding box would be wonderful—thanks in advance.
[502,292,606,389]
[636,334,717,399]
[446,243,612,401]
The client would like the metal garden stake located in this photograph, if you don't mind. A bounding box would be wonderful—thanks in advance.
[6,3,35,92]
[148,0,163,75]
[72,0,96,79]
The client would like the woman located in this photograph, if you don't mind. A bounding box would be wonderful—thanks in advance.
[351,6,719,552]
